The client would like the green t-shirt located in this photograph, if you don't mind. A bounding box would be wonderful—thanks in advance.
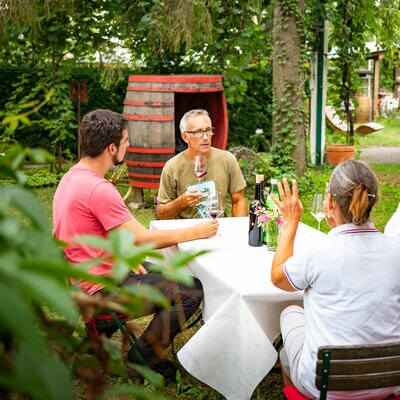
[157,147,246,219]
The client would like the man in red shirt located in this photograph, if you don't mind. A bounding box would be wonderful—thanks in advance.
[53,109,218,380]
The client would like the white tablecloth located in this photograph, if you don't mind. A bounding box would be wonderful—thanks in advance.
[150,217,325,400]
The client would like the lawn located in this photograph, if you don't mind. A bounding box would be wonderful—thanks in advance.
[325,114,400,148]
[299,163,400,233]
[356,115,400,148]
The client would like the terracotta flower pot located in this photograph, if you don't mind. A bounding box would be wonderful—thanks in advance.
[326,145,356,165]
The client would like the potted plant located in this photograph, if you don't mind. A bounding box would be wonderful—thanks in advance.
[325,105,356,164]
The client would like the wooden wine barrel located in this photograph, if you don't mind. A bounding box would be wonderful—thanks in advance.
[354,96,372,123]
[123,75,228,190]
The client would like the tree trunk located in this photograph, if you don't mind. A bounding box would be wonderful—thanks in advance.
[272,0,307,176]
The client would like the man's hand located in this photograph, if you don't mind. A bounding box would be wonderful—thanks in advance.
[157,189,204,219]
[137,264,148,274]
[182,189,204,207]
[271,178,303,225]
[131,264,148,274]
[193,219,219,239]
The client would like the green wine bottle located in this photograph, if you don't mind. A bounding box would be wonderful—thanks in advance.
[266,179,279,211]
[264,179,279,244]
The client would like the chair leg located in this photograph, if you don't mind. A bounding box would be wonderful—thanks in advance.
[185,310,203,330]
[110,313,148,366]
[274,334,283,352]
[269,334,284,373]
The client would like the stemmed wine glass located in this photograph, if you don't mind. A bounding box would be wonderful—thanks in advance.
[206,192,224,220]
[193,154,207,183]
[311,193,325,231]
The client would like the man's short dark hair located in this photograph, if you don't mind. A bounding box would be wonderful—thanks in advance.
[80,109,128,157]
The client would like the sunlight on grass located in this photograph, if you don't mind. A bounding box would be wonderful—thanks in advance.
[357,115,400,148]
[298,163,400,233]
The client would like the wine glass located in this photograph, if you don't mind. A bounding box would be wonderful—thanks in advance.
[311,193,325,231]
[206,192,224,220]
[193,154,207,183]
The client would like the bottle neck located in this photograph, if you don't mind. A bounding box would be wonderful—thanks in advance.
[255,183,264,202]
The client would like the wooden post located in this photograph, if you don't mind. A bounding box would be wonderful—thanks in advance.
[128,188,145,209]
[69,81,88,159]
[77,81,81,159]
[394,53,400,104]
[372,54,382,119]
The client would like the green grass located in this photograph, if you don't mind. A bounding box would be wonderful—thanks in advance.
[298,163,400,233]
[357,116,400,148]
[325,114,400,148]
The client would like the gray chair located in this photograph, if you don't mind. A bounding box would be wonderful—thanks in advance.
[283,342,400,400]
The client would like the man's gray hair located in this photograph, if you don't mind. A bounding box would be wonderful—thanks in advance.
[179,109,211,133]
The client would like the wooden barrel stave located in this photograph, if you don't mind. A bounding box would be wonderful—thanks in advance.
[355,96,372,123]
[126,121,174,148]
[125,89,174,103]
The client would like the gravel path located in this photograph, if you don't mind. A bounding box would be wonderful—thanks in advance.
[360,146,400,164]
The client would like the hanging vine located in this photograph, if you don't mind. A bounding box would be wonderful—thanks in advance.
[272,0,307,177]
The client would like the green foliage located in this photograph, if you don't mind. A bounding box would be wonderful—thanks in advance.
[25,168,63,187]
[327,0,370,144]
[1,165,65,188]
[0,66,130,159]
[0,81,54,144]
[229,148,272,193]
[379,58,397,92]
[0,144,54,185]
[0,145,203,399]
[0,1,276,161]
[227,65,273,151]
[0,70,77,166]
[104,384,168,400]
[0,115,201,399]
[326,0,400,145]
[0,165,78,399]
[0,63,273,156]
[324,125,360,147]
[121,1,272,105]
[174,370,221,400]
[0,0,134,167]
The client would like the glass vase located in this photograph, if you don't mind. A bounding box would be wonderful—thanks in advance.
[266,220,280,251]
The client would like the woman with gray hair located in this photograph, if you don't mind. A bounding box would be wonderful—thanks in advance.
[270,160,400,399]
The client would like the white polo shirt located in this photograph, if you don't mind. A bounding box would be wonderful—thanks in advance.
[284,222,400,399]
[385,202,400,240]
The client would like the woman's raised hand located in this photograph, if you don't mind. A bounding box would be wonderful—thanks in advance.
[270,178,303,225]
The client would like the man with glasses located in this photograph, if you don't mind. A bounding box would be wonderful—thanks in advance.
[157,109,247,219]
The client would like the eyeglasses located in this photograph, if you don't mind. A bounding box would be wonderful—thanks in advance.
[185,127,215,138]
